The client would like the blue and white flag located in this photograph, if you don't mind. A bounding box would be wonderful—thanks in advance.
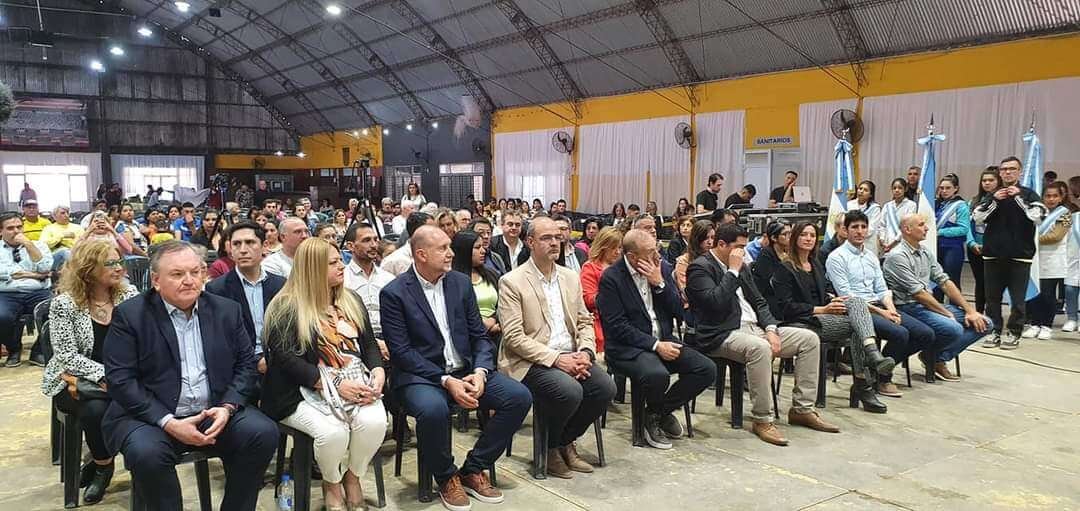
[825,138,855,241]
[1021,128,1043,197]
[916,127,945,258]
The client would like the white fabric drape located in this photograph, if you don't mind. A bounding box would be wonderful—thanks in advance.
[800,99,859,204]
[694,110,746,207]
[112,154,204,200]
[578,115,691,215]
[858,77,1080,198]
[493,127,572,207]
[0,151,102,211]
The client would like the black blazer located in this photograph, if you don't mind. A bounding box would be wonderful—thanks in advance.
[259,290,382,421]
[770,260,832,328]
[664,236,687,266]
[558,246,587,268]
[490,235,530,269]
[380,269,495,389]
[597,259,682,362]
[751,246,783,318]
[102,291,258,452]
[205,269,286,348]
[684,253,778,354]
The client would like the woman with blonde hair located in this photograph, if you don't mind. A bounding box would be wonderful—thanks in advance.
[433,207,459,239]
[579,227,623,352]
[261,238,386,511]
[41,241,138,504]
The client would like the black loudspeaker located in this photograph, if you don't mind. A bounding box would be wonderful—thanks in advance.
[208,7,222,17]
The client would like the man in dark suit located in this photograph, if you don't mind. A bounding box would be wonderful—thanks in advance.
[684,223,838,446]
[205,222,286,377]
[380,226,531,511]
[102,241,278,510]
[598,229,714,449]
[490,210,530,270]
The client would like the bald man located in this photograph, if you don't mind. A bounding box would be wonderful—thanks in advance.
[883,214,990,381]
[261,217,309,277]
[380,226,531,510]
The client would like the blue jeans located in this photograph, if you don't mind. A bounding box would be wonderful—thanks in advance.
[1066,285,1079,322]
[934,241,965,301]
[869,309,936,364]
[0,288,53,352]
[51,248,71,271]
[898,303,993,362]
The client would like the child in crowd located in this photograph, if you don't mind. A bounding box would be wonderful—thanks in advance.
[1024,182,1074,340]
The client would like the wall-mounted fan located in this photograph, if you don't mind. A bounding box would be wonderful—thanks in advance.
[674,122,694,149]
[552,131,574,153]
[472,139,490,156]
[830,109,864,143]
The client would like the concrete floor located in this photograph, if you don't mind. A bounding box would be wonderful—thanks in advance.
[2,304,1079,510]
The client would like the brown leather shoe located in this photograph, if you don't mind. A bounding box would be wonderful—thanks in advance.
[438,473,471,511]
[546,448,574,479]
[934,362,960,381]
[559,443,594,473]
[877,381,903,397]
[788,409,840,433]
[751,421,789,446]
[460,471,502,504]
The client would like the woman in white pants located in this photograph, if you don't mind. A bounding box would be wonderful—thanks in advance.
[262,237,387,511]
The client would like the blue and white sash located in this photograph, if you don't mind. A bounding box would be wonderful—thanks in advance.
[884,202,901,238]
[1039,206,1069,236]
[1070,212,1080,249]
[936,200,963,230]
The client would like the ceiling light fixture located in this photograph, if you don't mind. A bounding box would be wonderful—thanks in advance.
[405,123,413,131]
[431,121,438,129]
[326,4,342,16]
[382,128,389,135]
[175,1,190,12]
[296,151,306,158]
[109,46,124,56]
[351,130,359,137]
[361,128,369,136]
[90,60,105,72]
[137,26,153,37]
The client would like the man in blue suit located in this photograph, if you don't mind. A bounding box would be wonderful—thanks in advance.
[205,221,286,378]
[597,229,715,450]
[103,241,278,511]
[381,226,531,511]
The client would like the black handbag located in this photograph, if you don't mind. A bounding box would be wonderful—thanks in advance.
[75,378,109,400]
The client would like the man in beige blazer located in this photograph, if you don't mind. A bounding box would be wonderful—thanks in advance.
[498,216,616,479]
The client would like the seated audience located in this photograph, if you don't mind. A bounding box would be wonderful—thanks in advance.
[380,212,434,276]
[81,200,109,229]
[686,223,836,446]
[609,202,627,227]
[848,180,882,259]
[262,219,282,254]
[391,199,416,235]
[769,170,798,207]
[0,211,54,366]
[40,241,137,503]
[771,222,895,414]
[674,220,714,309]
[41,206,84,270]
[82,211,135,257]
[189,209,224,253]
[664,215,693,266]
[102,241,277,510]
[115,204,148,257]
[490,211,529,270]
[435,207,459,240]
[599,229,715,449]
[826,210,937,395]
[205,222,285,377]
[575,217,602,257]
[343,223,395,361]
[261,238,386,511]
[171,202,201,241]
[207,229,235,280]
[455,208,473,228]
[21,199,51,240]
[380,226,531,511]
[817,213,847,267]
[466,217,507,275]
[883,213,992,381]
[497,216,615,476]
[710,208,739,226]
[552,214,586,273]
[751,221,791,318]
[262,217,310,277]
[580,227,623,353]
[452,231,502,346]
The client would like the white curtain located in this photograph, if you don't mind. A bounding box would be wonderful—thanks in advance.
[0,151,102,211]
[493,127,572,207]
[694,110,746,204]
[800,99,859,204]
[112,154,204,200]
[578,115,691,215]
[858,77,1080,197]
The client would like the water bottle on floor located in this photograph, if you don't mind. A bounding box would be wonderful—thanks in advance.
[278,474,294,510]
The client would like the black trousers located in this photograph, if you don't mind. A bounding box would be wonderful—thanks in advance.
[608,346,715,416]
[984,258,1031,336]
[119,407,278,511]
[521,364,615,448]
[1028,278,1064,327]
[54,391,111,461]
[968,248,986,313]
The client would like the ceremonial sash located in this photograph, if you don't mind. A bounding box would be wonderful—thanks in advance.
[884,202,901,238]
[936,200,963,230]
[1071,212,1080,249]
[1038,206,1068,236]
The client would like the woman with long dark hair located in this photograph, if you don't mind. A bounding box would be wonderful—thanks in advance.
[876,178,916,256]
[848,180,881,259]
[665,215,694,267]
[967,168,1002,313]
[609,202,627,227]
[574,217,602,256]
[752,220,792,318]
[673,197,693,219]
[451,230,502,343]
[934,174,970,302]
[190,209,224,253]
[1023,181,1075,340]
[674,220,713,310]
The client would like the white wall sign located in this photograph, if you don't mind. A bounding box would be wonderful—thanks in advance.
[754,136,794,146]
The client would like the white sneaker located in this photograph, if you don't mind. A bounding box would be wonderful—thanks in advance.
[1062,320,1078,332]
[1021,325,1039,339]
[1037,326,1052,340]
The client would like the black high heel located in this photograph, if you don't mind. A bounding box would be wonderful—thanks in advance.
[864,342,896,375]
[849,380,887,414]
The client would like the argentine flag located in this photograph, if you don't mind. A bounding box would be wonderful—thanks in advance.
[1019,129,1043,300]
[825,138,855,241]
[916,129,944,258]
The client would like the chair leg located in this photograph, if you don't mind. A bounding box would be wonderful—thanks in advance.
[730,364,744,429]
[531,409,547,480]
[455,408,469,433]
[372,454,386,509]
[955,355,961,377]
[630,379,645,447]
[593,418,605,467]
[393,413,404,478]
[904,357,913,387]
[815,346,828,408]
[292,435,313,511]
[62,414,81,509]
[613,374,626,404]
[274,434,287,499]
[772,363,782,420]
[51,406,61,466]
[715,361,727,407]
[683,403,694,438]
[194,460,212,511]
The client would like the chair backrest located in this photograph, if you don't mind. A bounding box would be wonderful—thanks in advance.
[39,321,54,365]
[123,256,151,293]
[33,297,52,333]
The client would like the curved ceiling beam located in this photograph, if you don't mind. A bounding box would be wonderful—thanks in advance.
[386,0,497,113]
[221,0,377,129]
[820,0,870,87]
[492,0,584,115]
[633,0,701,104]
[292,0,431,124]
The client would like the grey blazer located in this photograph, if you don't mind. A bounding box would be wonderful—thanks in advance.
[41,286,138,397]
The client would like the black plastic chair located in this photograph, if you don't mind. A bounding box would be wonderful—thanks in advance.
[691,357,747,429]
[126,450,215,511]
[604,364,693,447]
[122,256,151,293]
[274,423,387,510]
[392,406,496,503]
[55,404,82,508]
[504,403,605,480]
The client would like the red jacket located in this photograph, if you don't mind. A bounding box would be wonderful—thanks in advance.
[580,260,606,352]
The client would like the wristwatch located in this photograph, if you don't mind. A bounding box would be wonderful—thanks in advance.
[222,403,238,416]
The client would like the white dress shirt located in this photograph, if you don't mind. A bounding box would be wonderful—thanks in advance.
[380,241,414,276]
[529,260,573,353]
[625,257,661,340]
[506,238,524,269]
[261,250,293,277]
[414,268,464,372]
[709,251,767,327]
[344,259,394,337]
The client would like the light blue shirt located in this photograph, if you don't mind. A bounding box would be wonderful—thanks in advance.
[158,302,210,427]
[237,267,267,355]
[825,241,889,302]
[0,240,53,291]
